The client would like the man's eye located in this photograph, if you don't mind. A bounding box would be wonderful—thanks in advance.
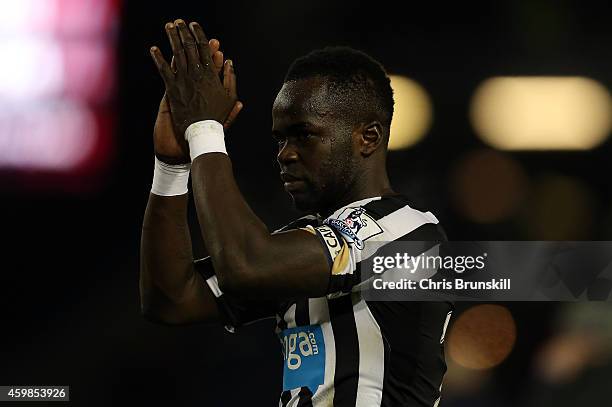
[297,132,313,141]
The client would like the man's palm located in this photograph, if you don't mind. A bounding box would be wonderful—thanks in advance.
[153,35,243,164]
[154,95,186,164]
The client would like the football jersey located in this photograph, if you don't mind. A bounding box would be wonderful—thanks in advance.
[195,194,453,406]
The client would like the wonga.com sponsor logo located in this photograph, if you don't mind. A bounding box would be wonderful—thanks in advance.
[280,325,326,392]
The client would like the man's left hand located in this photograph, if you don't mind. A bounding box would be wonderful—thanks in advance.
[150,19,238,138]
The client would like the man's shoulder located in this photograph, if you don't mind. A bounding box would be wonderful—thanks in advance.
[326,194,446,243]
[360,194,437,221]
[273,194,446,240]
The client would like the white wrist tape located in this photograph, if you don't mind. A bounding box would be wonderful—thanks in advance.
[151,157,191,196]
[184,120,227,161]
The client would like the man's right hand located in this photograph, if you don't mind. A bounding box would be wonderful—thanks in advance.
[153,38,243,165]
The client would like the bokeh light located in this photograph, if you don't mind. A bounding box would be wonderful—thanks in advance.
[388,75,432,150]
[0,0,118,174]
[450,149,528,223]
[470,77,612,150]
[448,304,517,370]
[517,175,596,239]
[0,101,97,170]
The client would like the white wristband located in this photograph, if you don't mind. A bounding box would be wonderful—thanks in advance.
[151,157,191,196]
[184,120,227,161]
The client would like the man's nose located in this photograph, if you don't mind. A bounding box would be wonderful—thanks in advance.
[277,142,299,165]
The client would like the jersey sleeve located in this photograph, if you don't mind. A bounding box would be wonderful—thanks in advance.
[302,202,447,298]
[194,256,277,333]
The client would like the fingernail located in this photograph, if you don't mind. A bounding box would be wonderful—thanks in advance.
[175,19,185,25]
[228,60,234,67]
[165,23,174,29]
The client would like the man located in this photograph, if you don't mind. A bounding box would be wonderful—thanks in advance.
[141,18,452,406]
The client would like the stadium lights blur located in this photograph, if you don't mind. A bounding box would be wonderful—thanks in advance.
[450,149,528,223]
[448,304,516,370]
[470,77,612,150]
[0,0,117,173]
[0,39,64,101]
[388,75,432,151]
[0,101,97,170]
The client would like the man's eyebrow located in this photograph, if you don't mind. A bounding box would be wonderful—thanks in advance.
[274,122,314,133]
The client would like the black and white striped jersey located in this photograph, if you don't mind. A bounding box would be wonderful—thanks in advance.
[195,194,453,407]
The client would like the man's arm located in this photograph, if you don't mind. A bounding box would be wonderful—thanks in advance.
[191,155,331,298]
[140,193,220,325]
[150,19,331,299]
[140,35,243,324]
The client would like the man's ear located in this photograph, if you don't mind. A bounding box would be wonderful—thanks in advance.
[358,121,384,156]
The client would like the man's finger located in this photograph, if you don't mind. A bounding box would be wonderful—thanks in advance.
[223,59,237,99]
[189,22,214,68]
[224,101,243,130]
[208,39,222,74]
[150,46,173,83]
[170,56,177,73]
[165,22,186,71]
[175,19,199,71]
[213,51,224,75]
[209,38,220,55]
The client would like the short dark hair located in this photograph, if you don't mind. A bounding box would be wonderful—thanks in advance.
[284,46,394,131]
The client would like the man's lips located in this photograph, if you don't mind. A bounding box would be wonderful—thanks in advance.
[280,172,301,183]
[280,172,305,191]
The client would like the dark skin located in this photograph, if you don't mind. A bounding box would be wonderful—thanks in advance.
[152,23,243,163]
[140,19,393,324]
[273,77,394,215]
[141,30,240,323]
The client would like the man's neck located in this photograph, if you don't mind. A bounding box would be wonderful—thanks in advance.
[317,173,394,218]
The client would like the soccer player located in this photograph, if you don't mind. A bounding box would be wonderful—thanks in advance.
[141,18,453,406]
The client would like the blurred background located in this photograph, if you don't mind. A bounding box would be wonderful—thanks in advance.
[1,0,611,405]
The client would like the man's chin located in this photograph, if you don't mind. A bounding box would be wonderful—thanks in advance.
[289,191,318,213]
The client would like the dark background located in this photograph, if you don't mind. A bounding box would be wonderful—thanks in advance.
[1,1,611,405]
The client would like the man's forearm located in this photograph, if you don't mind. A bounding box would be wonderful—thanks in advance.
[140,193,197,314]
[191,154,271,286]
